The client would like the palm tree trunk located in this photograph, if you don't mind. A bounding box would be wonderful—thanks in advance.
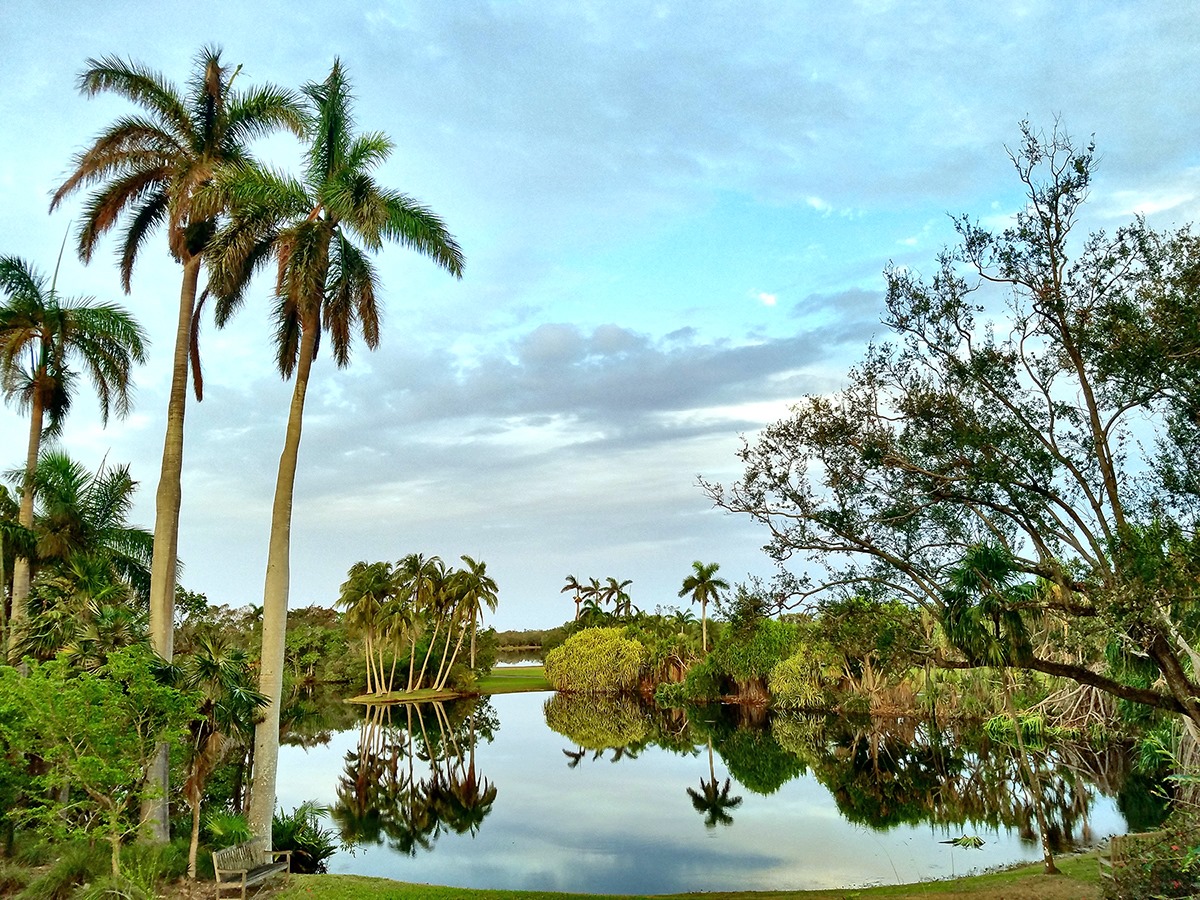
[248,321,317,849]
[142,255,202,842]
[433,614,458,690]
[701,595,708,653]
[437,620,469,691]
[10,386,44,640]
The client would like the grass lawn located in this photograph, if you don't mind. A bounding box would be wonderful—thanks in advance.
[347,665,551,703]
[271,852,1101,900]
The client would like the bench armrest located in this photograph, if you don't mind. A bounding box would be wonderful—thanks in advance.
[269,849,292,872]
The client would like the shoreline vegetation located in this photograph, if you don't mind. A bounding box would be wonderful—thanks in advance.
[346,664,553,703]
[269,852,1104,900]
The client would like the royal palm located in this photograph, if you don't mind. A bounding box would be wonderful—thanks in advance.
[50,48,305,671]
[0,255,146,643]
[205,60,463,847]
[679,560,728,652]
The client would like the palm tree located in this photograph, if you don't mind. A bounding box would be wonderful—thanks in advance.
[561,574,586,622]
[686,738,743,828]
[205,60,462,848]
[336,560,396,695]
[50,46,306,664]
[678,561,729,652]
[602,577,633,617]
[435,555,498,689]
[176,634,266,879]
[29,450,154,603]
[0,255,146,637]
[50,51,304,839]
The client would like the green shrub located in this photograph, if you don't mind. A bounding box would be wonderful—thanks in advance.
[273,802,337,875]
[543,627,647,693]
[203,810,252,849]
[769,646,830,709]
[16,842,106,900]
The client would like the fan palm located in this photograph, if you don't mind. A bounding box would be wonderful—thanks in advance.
[0,255,146,635]
[678,560,729,652]
[206,60,462,847]
[49,47,306,673]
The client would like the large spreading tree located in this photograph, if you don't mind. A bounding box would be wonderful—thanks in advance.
[705,123,1200,730]
[204,59,463,848]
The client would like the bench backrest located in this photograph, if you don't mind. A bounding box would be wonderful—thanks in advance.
[213,839,268,871]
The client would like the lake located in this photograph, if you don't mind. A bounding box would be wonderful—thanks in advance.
[276,691,1132,894]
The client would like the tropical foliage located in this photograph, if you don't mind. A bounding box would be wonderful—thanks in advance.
[0,254,146,638]
[336,554,499,696]
[544,626,648,694]
[705,124,1200,730]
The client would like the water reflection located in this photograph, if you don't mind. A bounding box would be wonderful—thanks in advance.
[331,700,499,853]
[277,692,1133,893]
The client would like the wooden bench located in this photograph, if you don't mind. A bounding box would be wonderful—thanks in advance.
[213,839,291,900]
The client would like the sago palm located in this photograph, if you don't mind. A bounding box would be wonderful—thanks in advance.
[0,255,146,637]
[205,59,463,847]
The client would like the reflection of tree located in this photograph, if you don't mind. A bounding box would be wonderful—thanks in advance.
[768,712,1119,850]
[330,698,498,854]
[686,739,742,828]
[544,693,653,763]
[690,706,804,795]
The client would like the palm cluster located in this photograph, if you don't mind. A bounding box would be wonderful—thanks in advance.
[561,574,635,622]
[338,554,498,696]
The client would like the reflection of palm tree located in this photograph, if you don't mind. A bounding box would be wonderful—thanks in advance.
[687,739,742,828]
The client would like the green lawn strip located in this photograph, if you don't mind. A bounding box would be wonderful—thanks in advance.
[478,665,551,693]
[272,854,1101,900]
[347,666,551,703]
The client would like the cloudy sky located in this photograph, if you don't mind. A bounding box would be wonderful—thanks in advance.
[1,2,1198,629]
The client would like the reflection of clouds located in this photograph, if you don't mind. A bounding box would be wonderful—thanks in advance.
[275,694,1128,893]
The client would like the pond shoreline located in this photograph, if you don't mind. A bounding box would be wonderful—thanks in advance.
[269,850,1104,899]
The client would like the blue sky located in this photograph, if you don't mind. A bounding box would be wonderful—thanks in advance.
[1,1,1198,628]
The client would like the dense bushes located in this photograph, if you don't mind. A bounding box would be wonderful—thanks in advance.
[544,627,647,693]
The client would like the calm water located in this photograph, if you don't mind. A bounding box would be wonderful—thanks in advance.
[276,691,1130,894]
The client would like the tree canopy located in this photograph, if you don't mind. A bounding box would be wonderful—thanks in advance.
[706,123,1200,726]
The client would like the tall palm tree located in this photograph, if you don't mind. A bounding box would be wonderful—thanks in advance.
[561,574,584,622]
[0,255,146,637]
[205,60,462,848]
[50,51,304,839]
[678,561,729,652]
[50,47,306,663]
[602,576,633,617]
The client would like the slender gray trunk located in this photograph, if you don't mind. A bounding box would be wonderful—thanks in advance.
[247,322,316,849]
[142,256,202,841]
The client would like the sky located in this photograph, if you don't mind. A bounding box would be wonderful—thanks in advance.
[1,1,1198,630]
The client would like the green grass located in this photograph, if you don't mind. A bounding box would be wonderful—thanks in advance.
[478,665,552,694]
[347,666,551,704]
[270,853,1102,900]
